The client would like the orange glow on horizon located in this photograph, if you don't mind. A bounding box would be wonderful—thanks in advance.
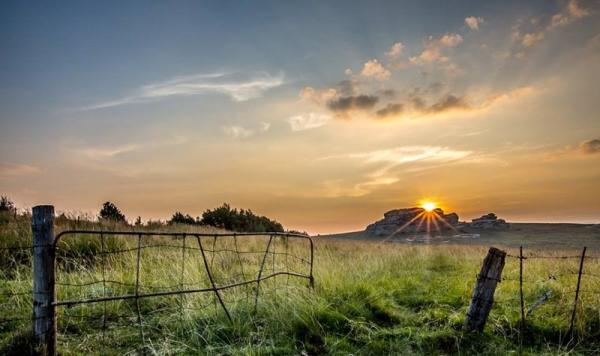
[421,201,437,212]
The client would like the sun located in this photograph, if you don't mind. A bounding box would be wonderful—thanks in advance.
[421,201,437,212]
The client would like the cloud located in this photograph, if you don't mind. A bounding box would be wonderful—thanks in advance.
[427,94,469,113]
[222,121,271,138]
[439,33,464,47]
[465,16,484,30]
[299,86,337,105]
[348,146,472,165]
[550,0,590,29]
[327,95,379,113]
[376,103,404,118]
[287,113,331,131]
[79,145,140,160]
[337,80,357,96]
[259,121,271,132]
[360,59,391,80]
[579,138,600,154]
[0,163,40,177]
[80,72,284,110]
[515,0,591,49]
[522,31,545,47]
[409,33,462,65]
[386,42,405,58]
[222,125,254,139]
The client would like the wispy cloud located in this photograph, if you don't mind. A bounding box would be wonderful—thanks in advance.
[0,163,40,177]
[79,145,140,160]
[513,0,591,50]
[222,121,271,139]
[579,138,600,154]
[316,146,474,197]
[80,72,284,111]
[287,113,331,131]
[347,146,472,165]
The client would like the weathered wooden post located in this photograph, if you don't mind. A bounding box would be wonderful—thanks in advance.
[465,247,506,332]
[32,205,56,355]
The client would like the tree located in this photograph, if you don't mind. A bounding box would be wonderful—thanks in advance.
[168,212,197,225]
[99,202,127,223]
[200,203,284,233]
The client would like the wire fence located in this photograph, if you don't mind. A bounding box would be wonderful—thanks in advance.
[3,235,600,353]
[1,230,314,354]
[496,246,600,346]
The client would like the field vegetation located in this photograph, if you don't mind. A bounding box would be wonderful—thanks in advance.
[1,205,600,355]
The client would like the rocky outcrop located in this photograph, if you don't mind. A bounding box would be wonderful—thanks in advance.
[469,213,509,230]
[366,207,459,236]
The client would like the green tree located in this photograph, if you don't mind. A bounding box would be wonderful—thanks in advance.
[99,202,127,223]
[200,203,284,232]
[168,212,197,225]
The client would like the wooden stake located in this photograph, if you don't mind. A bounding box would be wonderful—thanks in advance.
[465,247,506,332]
[32,205,56,356]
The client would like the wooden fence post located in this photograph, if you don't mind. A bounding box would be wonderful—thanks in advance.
[465,247,507,332]
[32,205,56,356]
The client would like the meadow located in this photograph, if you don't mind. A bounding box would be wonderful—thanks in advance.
[1,214,600,355]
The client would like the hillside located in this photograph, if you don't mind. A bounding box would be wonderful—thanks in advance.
[319,223,600,250]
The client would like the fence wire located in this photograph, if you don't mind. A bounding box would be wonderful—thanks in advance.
[46,230,314,354]
[499,246,600,346]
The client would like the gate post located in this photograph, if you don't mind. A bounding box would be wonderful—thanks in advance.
[465,247,506,332]
[32,205,56,355]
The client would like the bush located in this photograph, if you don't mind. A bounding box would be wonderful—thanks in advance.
[168,212,197,225]
[98,202,127,224]
[200,203,284,232]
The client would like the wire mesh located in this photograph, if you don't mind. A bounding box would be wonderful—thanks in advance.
[49,230,314,354]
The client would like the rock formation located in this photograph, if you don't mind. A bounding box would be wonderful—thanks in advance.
[468,213,509,230]
[365,207,459,236]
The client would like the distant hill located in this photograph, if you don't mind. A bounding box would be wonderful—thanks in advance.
[318,223,600,251]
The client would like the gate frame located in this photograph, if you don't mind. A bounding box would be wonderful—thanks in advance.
[31,205,314,356]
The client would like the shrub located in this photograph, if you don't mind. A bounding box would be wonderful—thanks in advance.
[200,203,284,232]
[168,212,197,225]
[98,202,127,224]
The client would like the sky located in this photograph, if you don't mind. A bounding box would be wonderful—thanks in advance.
[1,0,599,234]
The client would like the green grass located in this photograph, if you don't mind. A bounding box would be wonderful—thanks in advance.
[1,215,600,355]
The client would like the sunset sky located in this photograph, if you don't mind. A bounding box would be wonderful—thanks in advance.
[1,0,599,233]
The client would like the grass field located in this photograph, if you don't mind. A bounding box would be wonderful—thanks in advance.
[2,215,600,355]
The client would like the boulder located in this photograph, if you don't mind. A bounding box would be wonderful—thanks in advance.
[366,207,459,236]
[469,213,510,230]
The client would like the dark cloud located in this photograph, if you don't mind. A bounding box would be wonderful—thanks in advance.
[380,89,397,99]
[376,103,404,118]
[428,94,469,113]
[410,96,426,110]
[327,95,379,112]
[337,80,357,96]
[428,82,444,94]
[580,138,600,154]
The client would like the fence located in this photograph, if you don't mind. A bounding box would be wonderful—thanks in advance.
[1,205,314,355]
[466,245,600,348]
[2,207,599,354]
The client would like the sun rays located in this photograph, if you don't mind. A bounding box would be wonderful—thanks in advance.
[381,201,459,243]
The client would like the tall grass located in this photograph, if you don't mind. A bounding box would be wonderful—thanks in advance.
[1,214,599,355]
